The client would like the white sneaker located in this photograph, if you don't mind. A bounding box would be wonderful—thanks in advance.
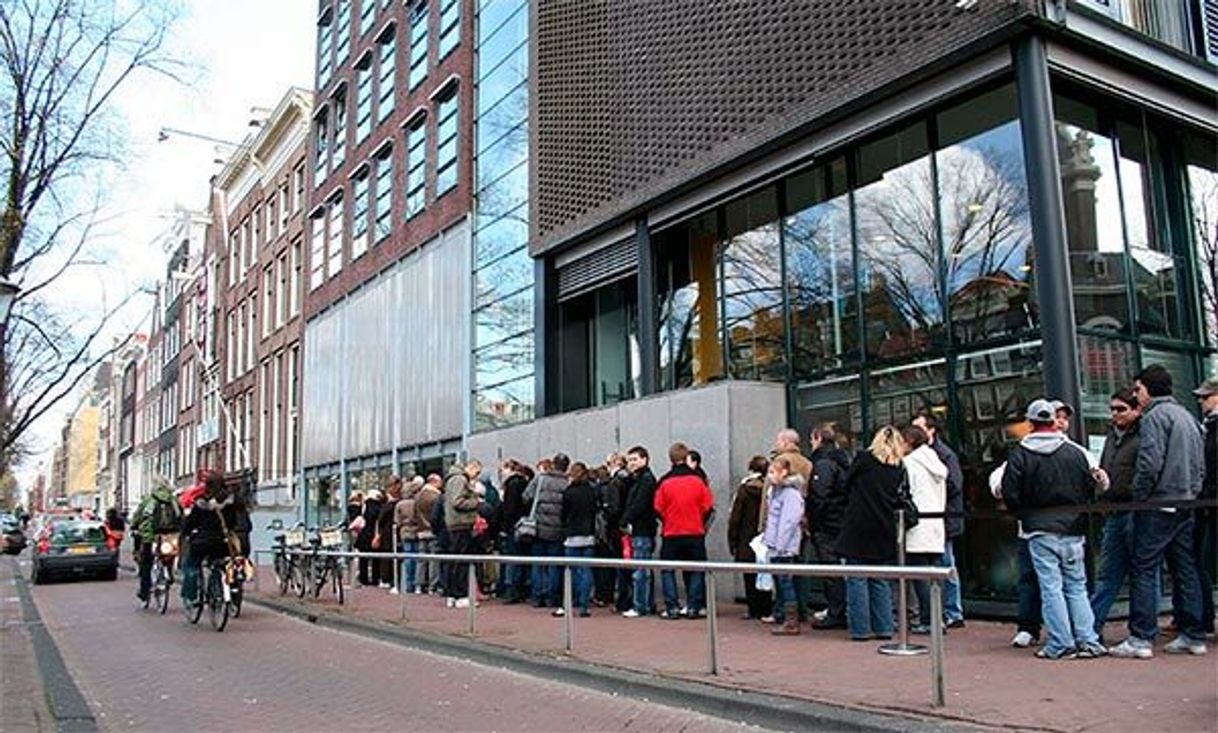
[378,582,391,589]
[621,609,641,618]
[1109,638,1154,659]
[389,587,400,596]
[413,587,424,595]
[445,597,456,608]
[454,597,477,609]
[1010,630,1036,648]
[551,608,566,617]
[1163,636,1207,656]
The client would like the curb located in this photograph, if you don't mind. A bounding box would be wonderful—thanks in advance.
[250,594,982,733]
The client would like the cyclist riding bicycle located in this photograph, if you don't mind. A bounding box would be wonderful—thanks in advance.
[180,472,232,611]
[130,476,182,602]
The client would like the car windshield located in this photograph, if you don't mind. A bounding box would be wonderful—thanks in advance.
[51,522,105,544]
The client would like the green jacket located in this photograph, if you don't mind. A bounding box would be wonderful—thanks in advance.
[131,484,180,543]
[443,466,481,531]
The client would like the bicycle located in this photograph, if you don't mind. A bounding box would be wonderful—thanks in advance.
[270,521,309,598]
[148,533,179,615]
[307,524,346,605]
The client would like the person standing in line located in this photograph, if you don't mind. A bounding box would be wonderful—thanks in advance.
[376,477,402,590]
[620,446,658,618]
[902,425,948,635]
[392,476,424,596]
[1190,378,1217,638]
[989,413,1039,648]
[770,429,813,623]
[592,456,625,608]
[654,442,715,619]
[764,456,805,636]
[413,474,443,594]
[442,461,484,609]
[355,489,385,587]
[605,454,635,613]
[523,454,570,609]
[727,455,773,621]
[836,426,907,641]
[1089,389,1142,640]
[912,412,966,629]
[1001,400,1108,660]
[1110,366,1208,658]
[807,423,851,630]
[497,460,532,604]
[557,462,598,617]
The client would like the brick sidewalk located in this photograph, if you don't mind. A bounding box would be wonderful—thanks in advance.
[251,571,1217,733]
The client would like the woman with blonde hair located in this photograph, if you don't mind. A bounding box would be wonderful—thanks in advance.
[835,425,909,641]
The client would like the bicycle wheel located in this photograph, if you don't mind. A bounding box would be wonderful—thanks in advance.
[332,559,344,605]
[274,551,289,596]
[155,562,171,615]
[184,573,204,625]
[208,567,229,632]
[292,557,308,599]
[311,558,326,598]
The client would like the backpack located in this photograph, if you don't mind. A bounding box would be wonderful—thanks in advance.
[152,497,183,533]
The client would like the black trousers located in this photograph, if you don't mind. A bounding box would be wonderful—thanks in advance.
[444,530,474,598]
[809,531,846,623]
[741,571,774,619]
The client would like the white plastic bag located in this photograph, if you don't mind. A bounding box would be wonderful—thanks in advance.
[749,533,773,591]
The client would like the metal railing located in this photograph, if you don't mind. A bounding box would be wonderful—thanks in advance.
[253,546,956,707]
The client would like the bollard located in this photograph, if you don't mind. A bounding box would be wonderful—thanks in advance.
[562,566,573,653]
[879,509,928,657]
[467,562,477,636]
[930,579,946,707]
[706,571,719,675]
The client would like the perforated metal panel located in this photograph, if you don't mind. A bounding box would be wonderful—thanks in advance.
[533,0,1038,254]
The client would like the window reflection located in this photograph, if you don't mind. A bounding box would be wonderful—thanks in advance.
[474,375,535,430]
[475,204,528,267]
[794,374,862,448]
[475,286,532,347]
[867,359,947,431]
[721,188,784,381]
[475,249,533,309]
[475,332,535,391]
[785,159,855,379]
[557,279,639,411]
[1121,122,1181,339]
[1185,132,1218,347]
[854,122,943,361]
[656,212,722,390]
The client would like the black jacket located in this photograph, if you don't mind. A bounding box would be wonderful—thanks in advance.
[930,440,965,539]
[1100,422,1141,502]
[621,466,658,538]
[835,452,905,564]
[808,446,851,537]
[355,498,383,550]
[500,473,529,529]
[1000,432,1097,536]
[727,474,765,561]
[562,480,598,539]
[1203,414,1217,500]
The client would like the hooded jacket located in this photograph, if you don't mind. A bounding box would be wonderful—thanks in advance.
[807,445,851,537]
[132,482,181,543]
[903,445,948,555]
[523,470,569,542]
[1099,420,1140,502]
[727,473,765,562]
[443,466,482,532]
[1132,396,1204,503]
[763,481,805,558]
[1000,430,1099,536]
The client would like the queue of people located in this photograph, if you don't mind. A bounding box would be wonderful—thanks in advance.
[331,363,1214,660]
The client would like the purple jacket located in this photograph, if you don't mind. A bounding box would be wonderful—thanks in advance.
[763,483,805,558]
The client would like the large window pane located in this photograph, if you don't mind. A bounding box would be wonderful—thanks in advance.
[785,158,856,379]
[478,121,528,191]
[721,187,784,381]
[475,204,528,267]
[477,160,528,222]
[475,375,535,430]
[1055,94,1131,333]
[475,333,535,391]
[1185,131,1218,349]
[478,83,527,154]
[478,41,527,118]
[1077,334,1138,442]
[937,86,1035,345]
[475,248,533,309]
[475,286,532,347]
[794,374,863,451]
[854,122,942,361]
[867,358,947,433]
[656,212,722,390]
[557,280,639,412]
[1123,122,1182,339]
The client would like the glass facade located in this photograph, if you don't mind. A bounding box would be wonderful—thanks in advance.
[472,0,534,430]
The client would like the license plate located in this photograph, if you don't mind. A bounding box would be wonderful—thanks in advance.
[67,546,95,555]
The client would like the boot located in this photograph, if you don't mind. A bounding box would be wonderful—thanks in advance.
[771,604,801,635]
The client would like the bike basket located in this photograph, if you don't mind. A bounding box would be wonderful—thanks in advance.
[284,529,306,547]
[319,529,344,548]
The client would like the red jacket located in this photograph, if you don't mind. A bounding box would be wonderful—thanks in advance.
[654,465,714,538]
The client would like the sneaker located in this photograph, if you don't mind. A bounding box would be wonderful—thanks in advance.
[445,597,456,608]
[910,624,932,635]
[659,609,681,620]
[689,608,707,619]
[388,587,400,596]
[1075,642,1108,659]
[551,608,565,617]
[1011,630,1037,648]
[620,609,641,618]
[578,609,591,618]
[678,606,689,618]
[945,619,966,630]
[454,597,477,609]
[759,615,778,625]
[1163,635,1208,656]
[1035,647,1078,660]
[413,586,424,595]
[1109,638,1154,659]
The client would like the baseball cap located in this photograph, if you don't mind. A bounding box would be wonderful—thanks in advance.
[1049,400,1074,417]
[1193,379,1218,398]
[1026,399,1056,423]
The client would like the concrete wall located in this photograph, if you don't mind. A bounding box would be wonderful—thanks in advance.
[467,380,787,601]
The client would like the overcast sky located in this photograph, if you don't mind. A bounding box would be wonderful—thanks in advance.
[21,0,314,490]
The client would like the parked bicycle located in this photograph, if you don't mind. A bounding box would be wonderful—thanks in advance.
[146,533,179,615]
[269,520,309,598]
[307,524,347,605]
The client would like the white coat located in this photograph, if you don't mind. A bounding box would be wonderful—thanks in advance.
[903,445,947,555]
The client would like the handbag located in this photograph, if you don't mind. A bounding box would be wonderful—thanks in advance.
[514,487,541,542]
[897,469,920,531]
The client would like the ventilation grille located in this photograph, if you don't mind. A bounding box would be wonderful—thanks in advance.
[1203,0,1218,64]
[534,0,1036,253]
[556,237,637,301]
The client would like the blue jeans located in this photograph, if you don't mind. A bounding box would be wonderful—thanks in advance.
[1089,512,1133,636]
[531,539,564,606]
[631,536,655,615]
[400,540,420,590]
[659,535,706,614]
[1129,510,1205,642]
[844,558,894,639]
[565,545,594,612]
[180,541,226,605]
[939,539,964,623]
[771,556,798,609]
[1028,533,1098,656]
[498,534,529,599]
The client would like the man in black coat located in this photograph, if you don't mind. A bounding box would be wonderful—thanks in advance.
[1191,379,1218,636]
[913,412,965,628]
[620,445,657,617]
[807,423,851,629]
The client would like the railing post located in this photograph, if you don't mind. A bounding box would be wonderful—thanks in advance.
[930,579,946,707]
[399,549,409,621]
[467,562,477,636]
[562,566,573,653]
[253,550,261,593]
[879,510,928,656]
[706,570,719,675]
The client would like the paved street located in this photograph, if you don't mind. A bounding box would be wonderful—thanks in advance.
[4,557,772,733]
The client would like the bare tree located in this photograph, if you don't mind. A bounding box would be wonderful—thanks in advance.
[0,0,181,469]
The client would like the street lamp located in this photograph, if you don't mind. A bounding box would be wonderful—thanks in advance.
[0,278,19,323]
